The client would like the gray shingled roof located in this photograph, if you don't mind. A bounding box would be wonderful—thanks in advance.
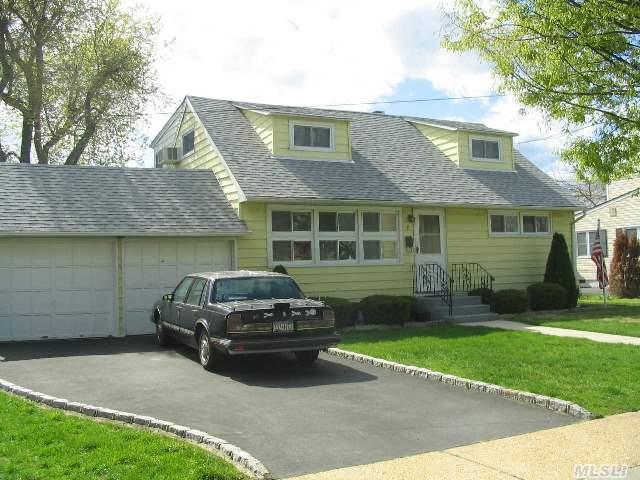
[402,116,517,136]
[0,164,247,235]
[187,96,580,209]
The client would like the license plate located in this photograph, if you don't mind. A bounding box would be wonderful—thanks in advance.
[272,320,294,333]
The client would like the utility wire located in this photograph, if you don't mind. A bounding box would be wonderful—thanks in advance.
[515,124,593,145]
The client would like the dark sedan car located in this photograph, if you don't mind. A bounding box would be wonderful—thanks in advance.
[151,271,340,370]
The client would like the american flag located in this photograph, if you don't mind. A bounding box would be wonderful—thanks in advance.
[591,228,608,289]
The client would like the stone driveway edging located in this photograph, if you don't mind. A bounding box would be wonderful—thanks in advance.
[0,378,270,480]
[327,348,594,420]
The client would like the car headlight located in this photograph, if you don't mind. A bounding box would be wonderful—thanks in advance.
[226,313,243,333]
[321,308,335,327]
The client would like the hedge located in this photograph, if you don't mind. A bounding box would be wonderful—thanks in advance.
[358,295,412,325]
[527,282,567,311]
[468,287,493,305]
[321,297,358,328]
[490,289,528,314]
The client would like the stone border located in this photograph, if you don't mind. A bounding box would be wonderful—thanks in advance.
[0,378,270,480]
[327,348,594,420]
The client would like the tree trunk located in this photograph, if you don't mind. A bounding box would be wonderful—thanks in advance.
[65,122,96,165]
[19,116,33,163]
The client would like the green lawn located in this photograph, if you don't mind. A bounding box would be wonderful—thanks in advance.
[0,391,245,480]
[515,295,640,337]
[341,325,640,417]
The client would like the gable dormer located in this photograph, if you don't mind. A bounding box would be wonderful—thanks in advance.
[408,118,517,172]
[241,108,352,162]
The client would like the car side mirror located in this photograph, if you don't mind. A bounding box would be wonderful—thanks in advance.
[162,293,174,302]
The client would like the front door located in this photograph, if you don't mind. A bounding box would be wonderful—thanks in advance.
[414,210,446,291]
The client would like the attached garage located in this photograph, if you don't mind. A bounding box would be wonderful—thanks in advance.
[0,164,247,341]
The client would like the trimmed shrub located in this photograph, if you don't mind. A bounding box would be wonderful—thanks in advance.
[272,264,289,275]
[322,297,357,329]
[358,295,412,325]
[491,289,528,314]
[544,233,578,308]
[526,282,567,311]
[610,232,640,298]
[468,287,493,305]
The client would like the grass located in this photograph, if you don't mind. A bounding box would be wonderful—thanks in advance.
[0,391,246,480]
[341,325,640,417]
[514,295,640,337]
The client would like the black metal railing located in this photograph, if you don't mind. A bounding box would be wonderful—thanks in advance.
[414,263,453,316]
[448,263,495,293]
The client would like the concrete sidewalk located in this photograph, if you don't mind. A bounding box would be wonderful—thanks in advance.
[460,319,640,346]
[287,412,640,480]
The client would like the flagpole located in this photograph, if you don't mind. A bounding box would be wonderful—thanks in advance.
[598,219,607,308]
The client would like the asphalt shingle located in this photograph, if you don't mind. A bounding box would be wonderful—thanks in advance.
[0,164,247,235]
[188,96,580,209]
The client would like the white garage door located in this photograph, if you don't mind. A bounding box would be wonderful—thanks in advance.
[123,238,234,335]
[0,238,116,341]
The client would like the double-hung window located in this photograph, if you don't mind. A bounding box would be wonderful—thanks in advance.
[361,212,399,262]
[290,121,334,151]
[577,230,608,257]
[522,214,550,234]
[624,227,639,240]
[270,210,313,263]
[182,130,195,157]
[471,138,500,161]
[489,213,520,234]
[318,211,357,262]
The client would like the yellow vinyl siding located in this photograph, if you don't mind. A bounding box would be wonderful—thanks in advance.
[243,110,274,152]
[237,202,413,300]
[458,132,514,171]
[575,192,640,283]
[413,123,514,171]
[172,104,241,209]
[446,209,573,290]
[414,124,459,164]
[272,115,352,161]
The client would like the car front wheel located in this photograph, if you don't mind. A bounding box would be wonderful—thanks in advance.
[295,349,320,365]
[198,331,215,371]
[155,321,170,347]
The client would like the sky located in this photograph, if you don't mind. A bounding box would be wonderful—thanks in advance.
[132,0,573,177]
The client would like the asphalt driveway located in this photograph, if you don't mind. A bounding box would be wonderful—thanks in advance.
[0,336,576,478]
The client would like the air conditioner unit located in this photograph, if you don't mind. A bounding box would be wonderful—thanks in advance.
[155,147,179,167]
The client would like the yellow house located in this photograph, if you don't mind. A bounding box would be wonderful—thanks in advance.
[151,96,580,312]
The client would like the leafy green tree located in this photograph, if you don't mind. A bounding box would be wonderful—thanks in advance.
[444,0,640,183]
[0,0,160,165]
[544,233,578,308]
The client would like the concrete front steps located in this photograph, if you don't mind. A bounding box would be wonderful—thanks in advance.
[416,293,500,323]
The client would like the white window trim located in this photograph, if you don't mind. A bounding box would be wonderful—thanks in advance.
[289,120,336,153]
[470,136,502,163]
[181,129,195,158]
[520,213,552,236]
[576,230,609,258]
[488,210,521,236]
[268,208,314,266]
[266,205,402,267]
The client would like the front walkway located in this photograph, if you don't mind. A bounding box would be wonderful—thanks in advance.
[287,412,640,480]
[460,319,640,346]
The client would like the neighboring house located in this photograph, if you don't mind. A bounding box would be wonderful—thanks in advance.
[0,165,246,341]
[151,96,580,301]
[575,177,640,287]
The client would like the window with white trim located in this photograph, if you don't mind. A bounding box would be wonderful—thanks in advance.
[522,214,550,234]
[270,211,313,263]
[360,212,399,261]
[289,121,334,151]
[577,230,608,257]
[489,213,519,234]
[471,138,500,161]
[268,208,401,265]
[182,130,195,157]
[624,227,639,240]
[318,211,357,262]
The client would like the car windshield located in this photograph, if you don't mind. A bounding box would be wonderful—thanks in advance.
[212,277,305,303]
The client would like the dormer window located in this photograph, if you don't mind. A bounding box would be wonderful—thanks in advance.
[290,120,334,152]
[471,138,500,161]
